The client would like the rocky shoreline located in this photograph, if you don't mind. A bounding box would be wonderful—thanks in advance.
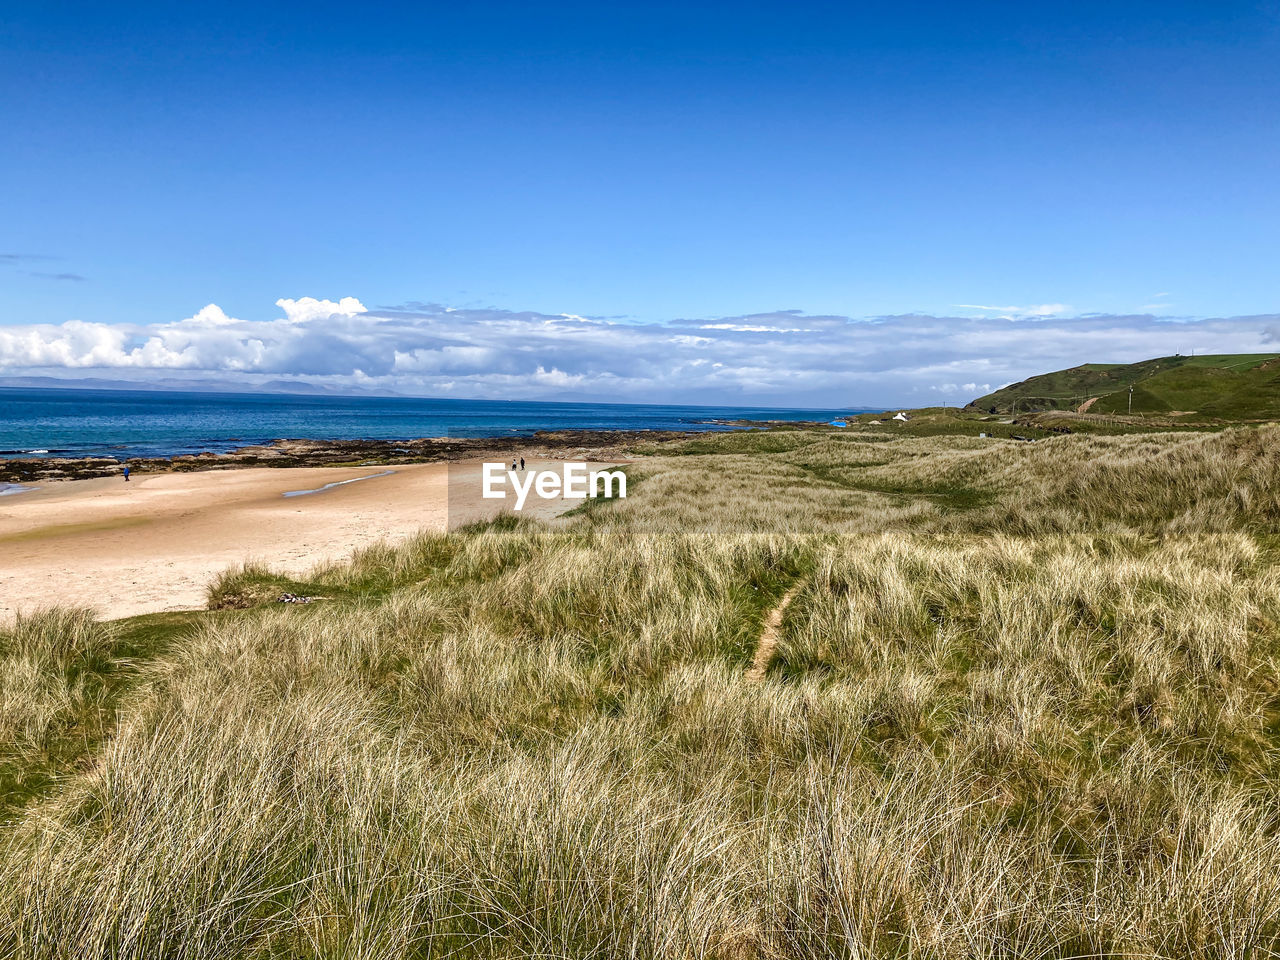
[0,430,694,484]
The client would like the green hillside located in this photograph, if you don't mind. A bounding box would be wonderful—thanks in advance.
[968,353,1280,417]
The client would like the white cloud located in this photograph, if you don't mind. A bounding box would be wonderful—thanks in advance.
[1,297,1277,407]
[669,335,713,346]
[699,323,818,333]
[532,365,586,387]
[275,297,367,324]
[954,303,1070,319]
[181,304,241,327]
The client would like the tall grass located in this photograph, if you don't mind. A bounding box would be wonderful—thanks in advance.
[2,425,1280,957]
[0,609,113,766]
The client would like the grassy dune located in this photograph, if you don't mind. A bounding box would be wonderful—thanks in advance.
[3,425,1280,958]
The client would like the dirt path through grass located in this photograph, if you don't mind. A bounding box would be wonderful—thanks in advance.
[747,583,800,682]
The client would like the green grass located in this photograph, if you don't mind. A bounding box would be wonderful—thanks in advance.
[635,430,826,455]
[971,353,1280,416]
[1089,359,1280,418]
[0,609,214,819]
[784,450,997,511]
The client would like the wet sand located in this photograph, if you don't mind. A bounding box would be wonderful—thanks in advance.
[0,459,614,621]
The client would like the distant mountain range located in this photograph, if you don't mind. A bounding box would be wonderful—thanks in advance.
[0,376,403,398]
[968,353,1280,418]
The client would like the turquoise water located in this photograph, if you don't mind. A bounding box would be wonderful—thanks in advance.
[0,387,862,459]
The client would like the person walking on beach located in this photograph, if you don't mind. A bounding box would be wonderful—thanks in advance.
[512,458,517,472]
[123,465,130,482]
[520,457,525,471]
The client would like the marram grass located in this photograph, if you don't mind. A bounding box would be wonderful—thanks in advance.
[2,425,1280,958]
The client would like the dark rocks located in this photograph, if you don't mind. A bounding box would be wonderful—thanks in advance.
[0,429,689,484]
[0,456,124,483]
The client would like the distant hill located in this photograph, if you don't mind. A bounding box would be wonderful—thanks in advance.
[0,375,402,398]
[967,353,1280,418]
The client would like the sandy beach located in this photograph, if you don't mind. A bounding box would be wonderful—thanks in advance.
[0,459,615,621]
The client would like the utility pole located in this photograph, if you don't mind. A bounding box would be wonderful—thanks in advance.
[1128,385,1133,415]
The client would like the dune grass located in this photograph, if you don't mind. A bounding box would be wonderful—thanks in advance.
[2,425,1280,958]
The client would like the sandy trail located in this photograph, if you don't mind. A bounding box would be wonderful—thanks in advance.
[747,584,801,682]
[0,459,614,621]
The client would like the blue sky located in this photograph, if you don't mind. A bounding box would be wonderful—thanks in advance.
[2,1,1278,405]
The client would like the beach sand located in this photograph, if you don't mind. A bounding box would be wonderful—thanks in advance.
[0,459,615,621]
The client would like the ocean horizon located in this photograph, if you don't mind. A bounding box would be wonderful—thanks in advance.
[0,386,867,460]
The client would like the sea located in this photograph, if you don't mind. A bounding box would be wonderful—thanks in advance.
[0,387,862,461]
